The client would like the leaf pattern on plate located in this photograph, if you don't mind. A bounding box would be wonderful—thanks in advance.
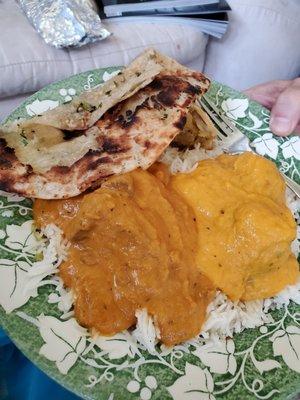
[168,363,215,400]
[26,99,59,116]
[251,133,279,159]
[221,98,249,120]
[102,70,121,82]
[280,136,300,161]
[5,220,38,254]
[193,338,237,375]
[0,191,25,203]
[93,332,139,360]
[270,325,300,373]
[252,358,281,375]
[0,76,299,400]
[0,259,32,313]
[38,316,87,374]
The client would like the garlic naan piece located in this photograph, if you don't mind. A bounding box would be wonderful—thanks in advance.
[0,49,210,199]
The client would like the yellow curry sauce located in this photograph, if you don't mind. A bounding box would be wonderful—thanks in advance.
[171,152,299,301]
[34,152,299,345]
[34,168,215,346]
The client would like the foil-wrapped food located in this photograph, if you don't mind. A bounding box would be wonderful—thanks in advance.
[18,0,111,48]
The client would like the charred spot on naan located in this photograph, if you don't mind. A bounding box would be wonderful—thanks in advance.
[62,130,86,141]
[97,135,131,154]
[116,114,140,130]
[174,113,187,130]
[0,140,14,169]
[148,74,202,109]
[0,139,31,193]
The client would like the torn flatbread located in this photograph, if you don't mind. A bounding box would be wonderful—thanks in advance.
[0,49,210,199]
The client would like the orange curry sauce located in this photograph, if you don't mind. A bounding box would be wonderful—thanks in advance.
[34,166,215,346]
[34,153,299,346]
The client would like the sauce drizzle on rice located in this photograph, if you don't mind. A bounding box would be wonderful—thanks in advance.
[34,167,215,346]
[34,153,299,346]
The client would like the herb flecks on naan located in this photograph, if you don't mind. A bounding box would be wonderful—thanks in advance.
[18,49,165,132]
[0,49,210,199]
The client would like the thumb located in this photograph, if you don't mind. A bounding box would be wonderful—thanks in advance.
[270,78,300,136]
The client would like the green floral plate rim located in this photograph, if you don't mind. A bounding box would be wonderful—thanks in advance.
[0,67,299,400]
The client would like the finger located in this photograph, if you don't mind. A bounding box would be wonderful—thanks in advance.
[270,78,300,136]
[244,80,291,109]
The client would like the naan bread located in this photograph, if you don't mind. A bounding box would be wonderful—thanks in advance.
[0,49,210,199]
[12,49,164,131]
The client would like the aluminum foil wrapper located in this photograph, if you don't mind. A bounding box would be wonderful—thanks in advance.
[18,0,111,48]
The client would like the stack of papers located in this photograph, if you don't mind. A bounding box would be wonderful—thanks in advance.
[99,0,231,38]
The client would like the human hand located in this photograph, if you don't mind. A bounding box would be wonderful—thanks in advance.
[244,79,300,136]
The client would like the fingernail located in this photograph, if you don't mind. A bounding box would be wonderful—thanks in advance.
[270,116,292,136]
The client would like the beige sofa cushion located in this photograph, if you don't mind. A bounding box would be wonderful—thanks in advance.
[0,0,208,102]
[204,0,300,90]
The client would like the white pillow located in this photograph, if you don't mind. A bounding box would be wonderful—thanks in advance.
[0,0,208,100]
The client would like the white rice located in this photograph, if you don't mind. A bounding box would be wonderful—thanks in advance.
[132,309,160,354]
[41,145,300,348]
[160,143,223,174]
